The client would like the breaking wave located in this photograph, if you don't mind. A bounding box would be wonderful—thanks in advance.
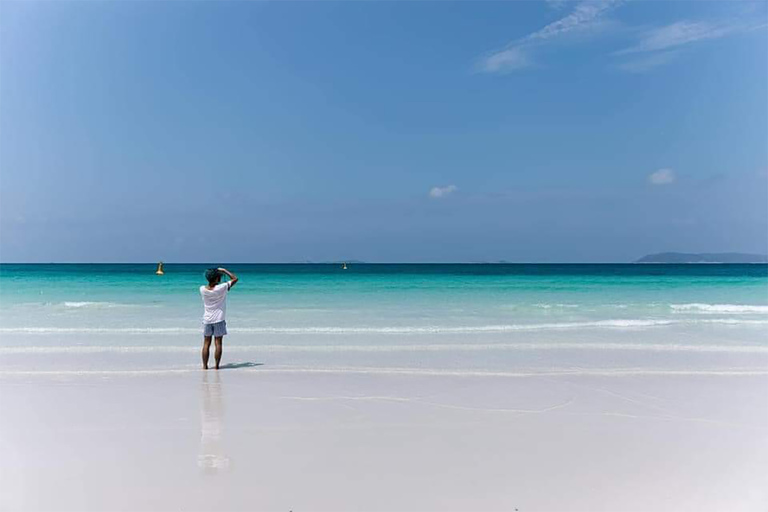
[671,304,768,314]
[1,342,766,355]
[2,317,768,335]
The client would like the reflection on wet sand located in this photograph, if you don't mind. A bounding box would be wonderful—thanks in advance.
[198,371,231,473]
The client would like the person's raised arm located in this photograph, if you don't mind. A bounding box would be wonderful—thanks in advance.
[218,268,239,290]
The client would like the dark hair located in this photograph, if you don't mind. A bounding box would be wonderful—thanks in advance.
[205,268,222,285]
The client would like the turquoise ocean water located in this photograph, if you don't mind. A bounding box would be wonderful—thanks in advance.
[1,264,767,375]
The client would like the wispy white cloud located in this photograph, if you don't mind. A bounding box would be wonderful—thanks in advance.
[477,0,621,74]
[525,0,620,43]
[477,2,765,75]
[614,19,766,71]
[480,47,530,73]
[429,185,458,198]
[616,21,737,55]
[649,168,675,185]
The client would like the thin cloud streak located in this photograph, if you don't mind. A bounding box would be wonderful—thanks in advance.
[477,2,766,75]
[526,0,620,43]
[614,18,766,72]
[616,21,738,55]
[477,0,621,74]
[481,47,530,73]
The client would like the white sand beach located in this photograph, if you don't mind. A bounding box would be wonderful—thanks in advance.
[2,367,766,512]
[3,0,768,507]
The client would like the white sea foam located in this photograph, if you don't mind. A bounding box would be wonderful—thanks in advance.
[0,320,672,334]
[0,327,198,334]
[2,342,766,355]
[64,302,108,308]
[1,318,766,335]
[699,318,768,325]
[58,301,156,309]
[533,303,580,309]
[12,301,159,309]
[237,320,678,332]
[671,304,768,314]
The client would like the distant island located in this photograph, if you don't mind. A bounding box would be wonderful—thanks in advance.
[636,252,768,264]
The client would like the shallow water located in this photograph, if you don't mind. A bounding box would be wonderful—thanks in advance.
[1,264,766,374]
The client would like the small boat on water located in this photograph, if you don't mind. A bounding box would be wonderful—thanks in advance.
[155,262,165,275]
[342,262,348,270]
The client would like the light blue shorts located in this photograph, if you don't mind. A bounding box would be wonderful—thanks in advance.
[203,321,227,337]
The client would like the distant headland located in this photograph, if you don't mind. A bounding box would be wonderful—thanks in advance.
[635,252,768,263]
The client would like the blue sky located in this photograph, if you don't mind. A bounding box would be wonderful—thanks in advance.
[1,1,766,262]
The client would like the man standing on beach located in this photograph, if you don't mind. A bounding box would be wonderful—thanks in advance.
[200,267,238,370]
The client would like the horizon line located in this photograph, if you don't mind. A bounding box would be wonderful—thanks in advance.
[2,261,767,265]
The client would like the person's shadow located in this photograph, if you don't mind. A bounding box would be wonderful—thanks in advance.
[218,362,263,370]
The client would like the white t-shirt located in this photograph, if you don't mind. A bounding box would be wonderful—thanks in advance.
[200,283,230,324]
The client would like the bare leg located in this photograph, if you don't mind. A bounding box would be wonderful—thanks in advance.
[214,336,223,370]
[202,336,212,370]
